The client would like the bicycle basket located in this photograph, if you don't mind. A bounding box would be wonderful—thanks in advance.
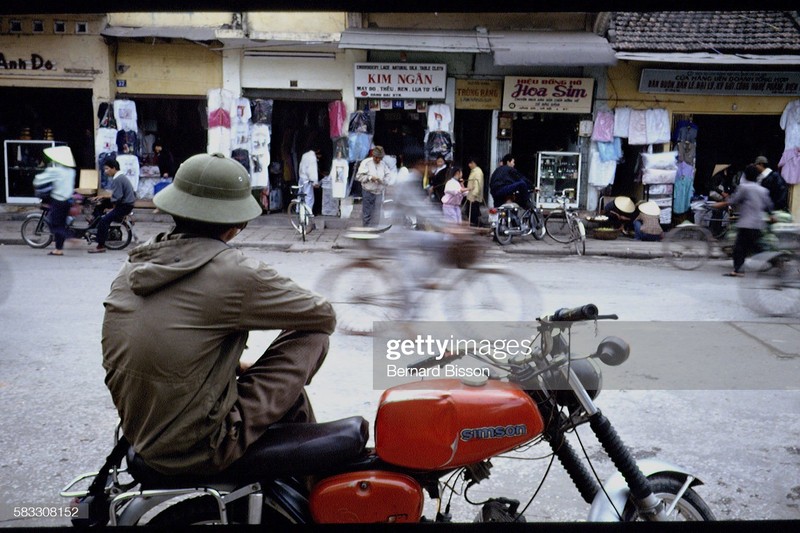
[441,235,482,268]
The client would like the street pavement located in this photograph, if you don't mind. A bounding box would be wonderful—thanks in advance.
[0,205,679,259]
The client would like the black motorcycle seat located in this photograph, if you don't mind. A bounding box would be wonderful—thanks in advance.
[127,416,369,488]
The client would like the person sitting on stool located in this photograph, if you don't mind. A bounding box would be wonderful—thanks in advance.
[633,201,664,241]
[603,196,636,235]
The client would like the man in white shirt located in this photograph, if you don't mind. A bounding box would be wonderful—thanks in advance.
[355,146,392,226]
[298,148,320,213]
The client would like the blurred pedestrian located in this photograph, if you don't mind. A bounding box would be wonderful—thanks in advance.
[298,147,321,214]
[465,156,484,227]
[355,146,392,226]
[32,146,76,256]
[753,156,788,211]
[713,164,773,277]
[441,166,469,225]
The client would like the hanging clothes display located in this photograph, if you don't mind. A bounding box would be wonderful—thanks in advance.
[117,154,140,194]
[673,162,695,214]
[645,108,671,145]
[207,88,235,155]
[597,137,623,163]
[113,100,138,132]
[330,156,349,199]
[779,147,800,185]
[250,123,271,188]
[427,103,452,133]
[328,101,348,139]
[588,143,617,187]
[591,110,615,143]
[628,110,648,145]
[95,128,118,156]
[780,99,800,151]
[613,107,631,138]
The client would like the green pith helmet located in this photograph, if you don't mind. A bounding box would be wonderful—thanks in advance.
[153,153,262,224]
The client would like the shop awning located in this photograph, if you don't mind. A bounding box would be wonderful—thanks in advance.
[339,28,491,53]
[101,25,224,41]
[488,32,617,66]
[615,52,800,65]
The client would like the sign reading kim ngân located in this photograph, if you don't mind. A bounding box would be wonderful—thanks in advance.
[640,69,800,96]
[355,63,447,100]
[502,76,594,113]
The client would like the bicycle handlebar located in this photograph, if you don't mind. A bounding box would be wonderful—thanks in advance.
[407,351,462,370]
[543,304,599,322]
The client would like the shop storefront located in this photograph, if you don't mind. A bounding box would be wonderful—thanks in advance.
[107,40,221,203]
[0,16,109,203]
[602,61,800,222]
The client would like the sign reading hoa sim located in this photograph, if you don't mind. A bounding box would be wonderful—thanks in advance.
[355,63,447,99]
[502,76,594,113]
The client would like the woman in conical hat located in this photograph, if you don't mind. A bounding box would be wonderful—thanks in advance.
[32,146,77,255]
[633,200,664,241]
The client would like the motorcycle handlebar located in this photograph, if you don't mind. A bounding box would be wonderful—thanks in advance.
[545,304,599,322]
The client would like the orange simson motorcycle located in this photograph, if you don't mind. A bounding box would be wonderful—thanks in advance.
[62,304,715,525]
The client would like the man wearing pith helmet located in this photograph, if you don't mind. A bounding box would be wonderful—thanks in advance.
[101,152,336,476]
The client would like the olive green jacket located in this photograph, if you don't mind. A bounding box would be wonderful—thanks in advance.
[101,232,335,474]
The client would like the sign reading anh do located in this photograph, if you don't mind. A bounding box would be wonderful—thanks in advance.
[355,63,447,99]
[502,76,594,113]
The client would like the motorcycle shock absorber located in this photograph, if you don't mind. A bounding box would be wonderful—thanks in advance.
[589,411,664,519]
[537,399,600,505]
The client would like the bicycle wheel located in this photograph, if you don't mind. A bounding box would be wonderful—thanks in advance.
[740,255,800,317]
[545,210,572,244]
[531,210,547,240]
[663,225,712,270]
[287,201,310,241]
[573,220,586,256]
[104,222,133,250]
[319,260,407,335]
[449,267,538,324]
[21,214,53,248]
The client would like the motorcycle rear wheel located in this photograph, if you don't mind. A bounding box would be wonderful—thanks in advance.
[146,494,295,526]
[621,475,716,521]
[21,214,53,248]
[740,255,800,317]
[103,222,133,250]
[495,219,513,245]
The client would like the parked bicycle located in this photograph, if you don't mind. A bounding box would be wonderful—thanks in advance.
[21,196,135,250]
[493,188,546,245]
[315,226,538,335]
[662,202,734,271]
[544,188,586,255]
[287,185,313,241]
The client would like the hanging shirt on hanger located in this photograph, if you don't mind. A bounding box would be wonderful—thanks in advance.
[646,108,671,145]
[427,104,452,132]
[628,110,648,145]
[780,99,800,151]
[591,110,615,142]
[613,107,632,138]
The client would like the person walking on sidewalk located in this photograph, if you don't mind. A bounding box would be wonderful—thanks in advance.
[32,146,77,256]
[298,147,321,214]
[89,158,136,253]
[355,146,392,226]
[101,152,336,476]
[441,166,469,225]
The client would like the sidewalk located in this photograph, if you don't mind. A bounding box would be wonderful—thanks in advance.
[0,205,672,259]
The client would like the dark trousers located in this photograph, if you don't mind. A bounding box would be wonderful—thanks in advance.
[467,200,482,227]
[362,190,382,227]
[733,227,763,273]
[96,203,134,246]
[214,329,329,471]
[48,199,70,251]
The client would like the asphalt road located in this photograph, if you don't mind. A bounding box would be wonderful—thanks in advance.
[0,243,798,526]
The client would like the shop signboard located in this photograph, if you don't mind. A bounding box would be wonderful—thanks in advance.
[640,69,800,96]
[455,79,503,110]
[502,76,594,113]
[354,63,447,99]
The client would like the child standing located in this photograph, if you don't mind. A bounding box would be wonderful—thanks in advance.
[441,166,469,224]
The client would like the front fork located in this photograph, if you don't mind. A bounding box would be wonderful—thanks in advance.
[560,364,668,520]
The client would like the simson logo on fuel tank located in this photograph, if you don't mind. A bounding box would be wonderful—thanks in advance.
[460,424,527,442]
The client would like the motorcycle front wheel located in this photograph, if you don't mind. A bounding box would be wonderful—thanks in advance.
[622,475,716,521]
[740,255,800,317]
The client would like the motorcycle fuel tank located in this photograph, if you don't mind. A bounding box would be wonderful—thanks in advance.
[309,471,424,523]
[375,379,544,470]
